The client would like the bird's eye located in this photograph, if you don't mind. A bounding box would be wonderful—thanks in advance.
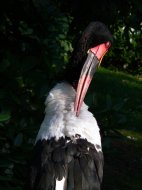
[105,42,111,48]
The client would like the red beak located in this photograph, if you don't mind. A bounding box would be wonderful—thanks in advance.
[74,42,111,116]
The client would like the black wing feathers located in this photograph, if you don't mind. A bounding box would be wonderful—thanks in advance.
[25,137,103,190]
[74,159,82,190]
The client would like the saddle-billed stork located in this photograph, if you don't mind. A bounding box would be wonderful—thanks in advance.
[25,22,112,190]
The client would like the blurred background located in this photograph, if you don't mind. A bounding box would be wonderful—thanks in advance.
[0,0,142,189]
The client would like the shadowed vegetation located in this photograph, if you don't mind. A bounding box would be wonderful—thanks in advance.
[86,68,142,189]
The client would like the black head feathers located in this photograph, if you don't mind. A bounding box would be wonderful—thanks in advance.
[65,21,113,86]
[74,22,113,61]
[80,21,113,49]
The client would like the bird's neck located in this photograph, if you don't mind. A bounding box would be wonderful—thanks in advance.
[35,82,101,149]
[45,82,76,109]
[64,35,89,87]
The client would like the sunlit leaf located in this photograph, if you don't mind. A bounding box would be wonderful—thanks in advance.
[0,112,11,122]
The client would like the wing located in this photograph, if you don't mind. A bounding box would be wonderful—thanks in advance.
[24,137,103,190]
[67,138,104,190]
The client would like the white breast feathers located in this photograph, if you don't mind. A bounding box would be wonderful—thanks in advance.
[36,82,102,151]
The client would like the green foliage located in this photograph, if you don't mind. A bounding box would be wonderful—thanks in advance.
[0,1,72,189]
[0,112,11,122]
[60,0,142,75]
[106,25,142,75]
[86,68,142,189]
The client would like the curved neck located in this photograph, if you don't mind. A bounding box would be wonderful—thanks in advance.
[64,38,88,89]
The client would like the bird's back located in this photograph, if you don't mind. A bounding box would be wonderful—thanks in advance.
[25,82,103,190]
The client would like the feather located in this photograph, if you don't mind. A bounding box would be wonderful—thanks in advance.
[74,159,82,190]
[25,137,103,190]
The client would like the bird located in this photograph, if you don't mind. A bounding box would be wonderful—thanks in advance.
[25,21,112,190]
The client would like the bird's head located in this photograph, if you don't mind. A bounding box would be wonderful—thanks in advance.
[66,22,113,116]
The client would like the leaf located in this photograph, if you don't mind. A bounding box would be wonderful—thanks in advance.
[14,133,23,147]
[0,112,11,122]
[0,175,12,181]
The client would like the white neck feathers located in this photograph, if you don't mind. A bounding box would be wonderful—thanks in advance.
[36,82,102,150]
